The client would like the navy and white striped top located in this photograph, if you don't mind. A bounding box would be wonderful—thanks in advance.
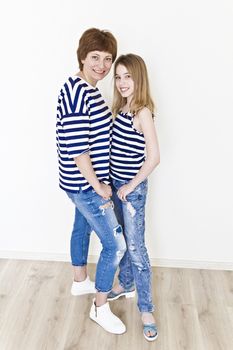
[56,76,112,192]
[110,112,145,180]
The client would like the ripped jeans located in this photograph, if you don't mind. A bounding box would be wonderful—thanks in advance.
[66,189,126,293]
[111,178,155,313]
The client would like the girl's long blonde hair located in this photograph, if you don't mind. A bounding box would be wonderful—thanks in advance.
[112,54,155,116]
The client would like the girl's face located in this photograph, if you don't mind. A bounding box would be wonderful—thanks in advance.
[82,50,113,86]
[115,64,134,101]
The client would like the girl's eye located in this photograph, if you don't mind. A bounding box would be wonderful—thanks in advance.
[115,76,120,80]
[92,56,98,60]
[126,74,131,79]
[106,57,112,62]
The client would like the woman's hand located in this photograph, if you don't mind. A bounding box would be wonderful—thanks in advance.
[95,183,112,200]
[117,183,135,201]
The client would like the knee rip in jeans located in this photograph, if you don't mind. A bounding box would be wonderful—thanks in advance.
[115,246,126,265]
[114,225,126,264]
[129,243,136,251]
[113,224,123,237]
[129,244,144,271]
[99,200,114,215]
[132,259,144,271]
[126,202,136,217]
[116,249,125,260]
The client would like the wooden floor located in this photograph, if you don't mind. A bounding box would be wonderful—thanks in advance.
[0,259,232,350]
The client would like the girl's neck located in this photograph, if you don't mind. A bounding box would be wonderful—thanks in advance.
[121,104,130,114]
[122,98,132,114]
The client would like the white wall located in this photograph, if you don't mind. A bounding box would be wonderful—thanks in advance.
[0,0,232,269]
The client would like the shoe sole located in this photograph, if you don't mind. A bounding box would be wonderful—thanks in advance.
[107,290,136,301]
[71,289,96,296]
[143,333,158,341]
[143,332,158,342]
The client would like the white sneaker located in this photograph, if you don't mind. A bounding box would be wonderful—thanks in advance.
[71,276,96,296]
[89,300,126,334]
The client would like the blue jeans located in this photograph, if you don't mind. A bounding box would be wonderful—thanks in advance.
[66,189,126,293]
[70,206,92,266]
[111,178,155,313]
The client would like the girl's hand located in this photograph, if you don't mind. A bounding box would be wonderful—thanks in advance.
[117,183,135,201]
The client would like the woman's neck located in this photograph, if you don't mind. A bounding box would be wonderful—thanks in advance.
[77,71,97,87]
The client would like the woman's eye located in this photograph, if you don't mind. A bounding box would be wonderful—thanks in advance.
[126,74,131,79]
[115,76,120,80]
[92,56,98,60]
[106,57,112,62]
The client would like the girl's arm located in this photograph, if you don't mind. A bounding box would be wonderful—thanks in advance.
[117,107,160,201]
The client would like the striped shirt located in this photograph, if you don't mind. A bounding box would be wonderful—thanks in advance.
[110,112,145,180]
[56,76,112,192]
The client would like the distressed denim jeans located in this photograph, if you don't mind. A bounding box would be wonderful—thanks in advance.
[111,178,155,313]
[66,189,126,293]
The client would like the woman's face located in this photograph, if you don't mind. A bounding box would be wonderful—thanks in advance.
[115,64,134,102]
[81,50,113,86]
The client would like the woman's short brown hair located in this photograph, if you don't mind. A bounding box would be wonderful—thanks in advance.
[77,28,117,70]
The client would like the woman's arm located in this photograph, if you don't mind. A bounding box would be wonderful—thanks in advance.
[117,107,160,201]
[74,153,112,199]
[59,85,112,200]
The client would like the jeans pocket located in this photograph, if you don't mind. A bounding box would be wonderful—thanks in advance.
[132,179,148,196]
[138,179,148,190]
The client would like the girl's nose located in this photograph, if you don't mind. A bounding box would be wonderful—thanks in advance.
[119,79,125,86]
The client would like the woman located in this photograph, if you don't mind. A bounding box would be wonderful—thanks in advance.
[56,28,126,334]
[108,54,160,341]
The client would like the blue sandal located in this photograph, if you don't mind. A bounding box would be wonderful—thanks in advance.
[107,287,135,301]
[143,323,158,341]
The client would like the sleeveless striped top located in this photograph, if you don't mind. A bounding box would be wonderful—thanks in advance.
[110,112,145,180]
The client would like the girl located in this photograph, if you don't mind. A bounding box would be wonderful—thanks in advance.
[56,28,126,334]
[108,54,160,341]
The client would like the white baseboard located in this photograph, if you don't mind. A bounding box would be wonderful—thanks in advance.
[149,258,233,271]
[0,251,232,271]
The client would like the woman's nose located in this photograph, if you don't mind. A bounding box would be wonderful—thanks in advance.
[98,60,104,69]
